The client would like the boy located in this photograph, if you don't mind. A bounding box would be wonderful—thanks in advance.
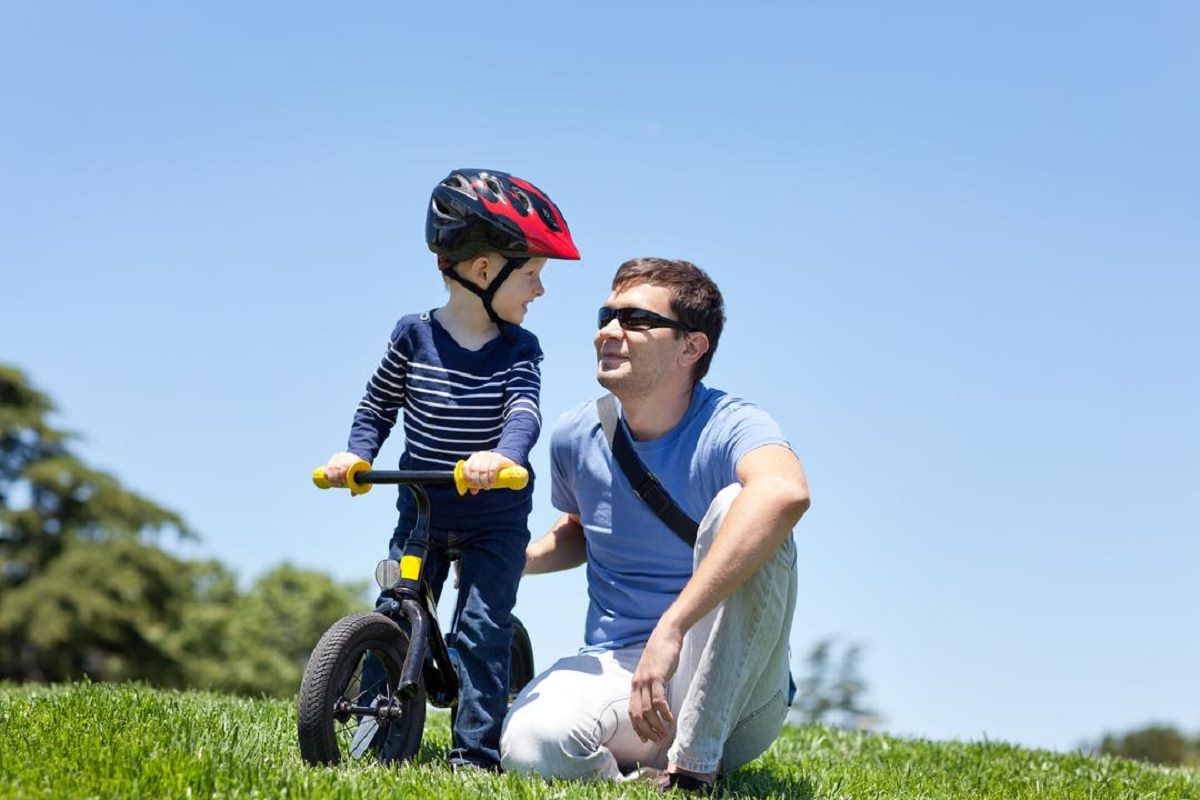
[322,169,580,770]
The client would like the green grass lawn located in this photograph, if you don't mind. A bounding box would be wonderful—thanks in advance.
[0,683,1195,799]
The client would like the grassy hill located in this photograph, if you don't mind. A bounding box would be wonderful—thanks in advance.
[1,683,1195,799]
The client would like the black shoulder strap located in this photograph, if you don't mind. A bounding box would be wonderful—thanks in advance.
[597,394,698,547]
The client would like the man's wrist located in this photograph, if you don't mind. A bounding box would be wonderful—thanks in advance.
[655,611,688,643]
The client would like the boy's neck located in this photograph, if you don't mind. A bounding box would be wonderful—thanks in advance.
[434,291,499,351]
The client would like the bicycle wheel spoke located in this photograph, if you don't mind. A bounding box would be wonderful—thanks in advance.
[333,649,394,760]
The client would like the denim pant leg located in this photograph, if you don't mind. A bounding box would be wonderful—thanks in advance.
[446,522,530,769]
[667,483,799,774]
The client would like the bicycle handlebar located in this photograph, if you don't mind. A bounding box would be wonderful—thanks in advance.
[312,459,529,496]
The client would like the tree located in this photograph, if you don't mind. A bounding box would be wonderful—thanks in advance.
[0,365,368,696]
[791,638,879,730]
[1098,725,1200,767]
[0,365,193,681]
[170,563,368,697]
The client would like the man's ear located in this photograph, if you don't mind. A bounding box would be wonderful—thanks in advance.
[680,332,710,367]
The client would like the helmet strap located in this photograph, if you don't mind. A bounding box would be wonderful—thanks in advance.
[442,256,529,326]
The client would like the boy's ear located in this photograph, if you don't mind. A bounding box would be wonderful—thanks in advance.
[469,255,494,288]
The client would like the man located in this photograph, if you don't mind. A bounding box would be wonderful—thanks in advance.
[500,258,810,793]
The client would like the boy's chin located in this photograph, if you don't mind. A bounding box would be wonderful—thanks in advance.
[502,307,528,324]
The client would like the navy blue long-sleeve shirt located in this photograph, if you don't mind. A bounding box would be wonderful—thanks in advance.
[347,311,542,528]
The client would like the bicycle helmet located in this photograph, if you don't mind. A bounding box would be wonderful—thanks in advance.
[427,169,579,324]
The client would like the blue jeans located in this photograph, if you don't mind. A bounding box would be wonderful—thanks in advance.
[375,517,529,769]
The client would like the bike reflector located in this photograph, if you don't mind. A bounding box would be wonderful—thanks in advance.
[375,559,402,590]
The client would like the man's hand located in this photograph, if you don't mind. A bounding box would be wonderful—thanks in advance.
[461,451,517,494]
[324,451,367,488]
[629,623,683,744]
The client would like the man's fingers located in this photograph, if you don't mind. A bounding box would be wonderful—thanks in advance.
[651,681,674,732]
[631,680,669,743]
[629,687,651,742]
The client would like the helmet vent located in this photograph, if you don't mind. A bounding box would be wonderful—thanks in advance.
[483,174,504,199]
[536,202,561,232]
[441,174,477,198]
[430,197,458,220]
[511,188,532,216]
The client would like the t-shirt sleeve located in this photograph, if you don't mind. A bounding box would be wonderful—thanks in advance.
[550,411,581,516]
[716,401,791,487]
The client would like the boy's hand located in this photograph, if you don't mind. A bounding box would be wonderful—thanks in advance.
[461,451,517,494]
[324,452,367,488]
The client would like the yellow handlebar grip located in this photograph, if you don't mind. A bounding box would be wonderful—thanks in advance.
[495,466,529,490]
[311,460,372,495]
[453,462,530,495]
[344,460,371,495]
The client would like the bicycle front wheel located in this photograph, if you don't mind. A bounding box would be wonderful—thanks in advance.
[297,611,426,765]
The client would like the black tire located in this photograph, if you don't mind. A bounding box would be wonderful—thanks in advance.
[448,615,536,732]
[509,615,535,701]
[298,611,426,765]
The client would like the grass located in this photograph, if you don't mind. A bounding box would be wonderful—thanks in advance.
[0,683,1196,799]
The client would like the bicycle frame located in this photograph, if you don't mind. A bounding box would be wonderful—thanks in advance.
[357,470,460,708]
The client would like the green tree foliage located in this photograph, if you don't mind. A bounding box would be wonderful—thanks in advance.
[0,366,191,591]
[0,365,366,695]
[0,365,193,681]
[0,538,196,683]
[171,563,368,697]
[792,638,880,730]
[1098,724,1200,767]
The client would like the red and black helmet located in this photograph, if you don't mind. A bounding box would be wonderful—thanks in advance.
[426,169,580,265]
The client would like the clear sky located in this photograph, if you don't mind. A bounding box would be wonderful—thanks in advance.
[2,2,1197,753]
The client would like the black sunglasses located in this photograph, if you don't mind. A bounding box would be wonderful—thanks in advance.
[597,306,697,332]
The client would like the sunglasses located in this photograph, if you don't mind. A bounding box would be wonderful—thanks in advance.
[597,306,697,332]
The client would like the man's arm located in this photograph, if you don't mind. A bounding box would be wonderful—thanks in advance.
[524,513,587,575]
[628,443,810,743]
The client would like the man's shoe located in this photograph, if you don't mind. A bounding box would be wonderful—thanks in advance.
[657,771,716,796]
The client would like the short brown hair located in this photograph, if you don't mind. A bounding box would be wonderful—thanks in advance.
[612,258,725,385]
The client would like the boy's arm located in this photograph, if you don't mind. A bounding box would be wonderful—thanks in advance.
[347,325,409,462]
[524,513,586,574]
[493,340,543,465]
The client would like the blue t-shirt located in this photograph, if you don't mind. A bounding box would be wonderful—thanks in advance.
[550,383,791,651]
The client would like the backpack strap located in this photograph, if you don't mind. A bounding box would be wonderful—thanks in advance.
[597,394,698,548]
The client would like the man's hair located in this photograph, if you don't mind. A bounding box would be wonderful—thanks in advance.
[612,258,725,385]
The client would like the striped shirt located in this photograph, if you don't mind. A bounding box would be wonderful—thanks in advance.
[347,311,542,528]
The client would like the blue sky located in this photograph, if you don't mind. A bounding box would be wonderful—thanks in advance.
[2,2,1197,752]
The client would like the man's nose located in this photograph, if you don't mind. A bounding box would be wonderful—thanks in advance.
[596,318,624,339]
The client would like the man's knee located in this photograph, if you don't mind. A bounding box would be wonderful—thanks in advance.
[696,483,742,551]
[499,706,556,776]
[500,697,604,778]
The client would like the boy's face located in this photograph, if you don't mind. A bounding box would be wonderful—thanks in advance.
[491,257,546,325]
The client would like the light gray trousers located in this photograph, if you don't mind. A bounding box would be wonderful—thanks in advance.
[501,484,799,778]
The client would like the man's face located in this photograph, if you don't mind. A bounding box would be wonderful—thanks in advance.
[595,282,689,399]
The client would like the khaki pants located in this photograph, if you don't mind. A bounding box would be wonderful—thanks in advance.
[501,484,798,778]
